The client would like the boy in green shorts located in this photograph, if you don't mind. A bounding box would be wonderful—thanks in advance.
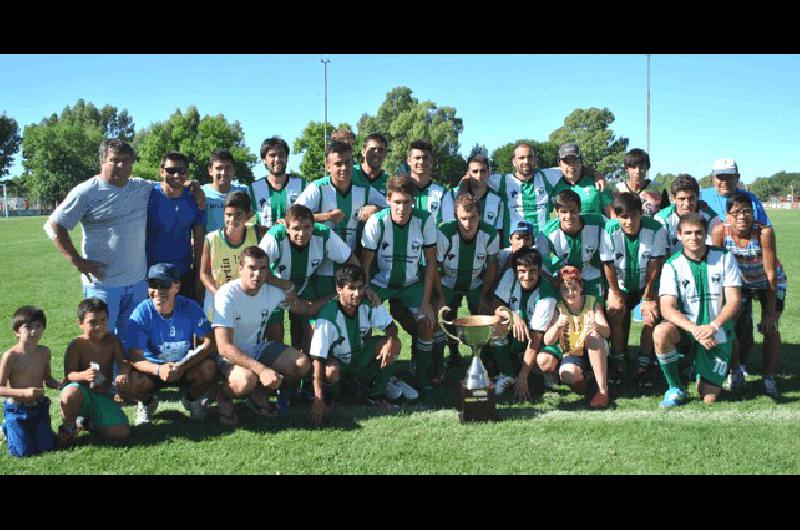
[602,192,668,386]
[654,213,742,407]
[307,264,403,426]
[58,298,131,446]
[361,175,438,393]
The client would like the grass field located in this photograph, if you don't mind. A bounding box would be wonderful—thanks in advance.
[1,212,800,474]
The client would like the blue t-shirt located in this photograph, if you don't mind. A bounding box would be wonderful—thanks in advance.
[126,296,211,364]
[146,185,207,274]
[700,187,772,226]
[201,182,250,233]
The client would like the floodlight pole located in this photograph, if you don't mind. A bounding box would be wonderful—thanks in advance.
[322,56,331,156]
[646,54,651,178]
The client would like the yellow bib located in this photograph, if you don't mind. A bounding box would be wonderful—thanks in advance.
[206,225,259,288]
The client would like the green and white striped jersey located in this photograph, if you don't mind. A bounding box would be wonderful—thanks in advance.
[439,188,504,231]
[361,208,438,289]
[552,174,613,216]
[536,214,614,281]
[412,180,447,223]
[655,204,721,255]
[659,247,741,329]
[296,177,388,275]
[250,175,306,229]
[351,163,390,199]
[489,168,561,239]
[604,216,668,293]
[437,220,500,291]
[494,269,558,332]
[309,300,393,364]
[258,223,352,293]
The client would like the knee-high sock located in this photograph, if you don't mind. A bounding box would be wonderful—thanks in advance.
[415,338,433,385]
[657,350,682,389]
[431,330,447,374]
[487,336,514,376]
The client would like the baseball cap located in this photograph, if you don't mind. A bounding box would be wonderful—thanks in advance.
[711,159,739,177]
[147,263,179,283]
[511,220,534,235]
[558,143,581,160]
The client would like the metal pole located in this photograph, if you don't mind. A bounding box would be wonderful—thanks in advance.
[646,54,651,179]
[322,56,331,157]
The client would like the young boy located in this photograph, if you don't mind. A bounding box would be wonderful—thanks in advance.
[655,175,721,255]
[540,266,611,409]
[614,148,669,217]
[202,149,251,233]
[58,298,131,446]
[602,192,668,386]
[200,191,261,321]
[307,264,402,426]
[0,306,59,456]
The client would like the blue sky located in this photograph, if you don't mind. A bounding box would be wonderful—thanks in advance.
[1,54,798,183]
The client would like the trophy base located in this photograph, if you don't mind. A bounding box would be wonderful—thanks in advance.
[459,380,497,423]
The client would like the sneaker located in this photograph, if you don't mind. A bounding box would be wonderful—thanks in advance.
[182,396,209,421]
[389,377,419,401]
[385,378,403,401]
[589,391,610,409]
[543,372,559,390]
[763,377,780,398]
[135,396,159,425]
[494,374,515,396]
[659,388,686,408]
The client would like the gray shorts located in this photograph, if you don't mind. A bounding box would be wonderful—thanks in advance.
[215,341,288,376]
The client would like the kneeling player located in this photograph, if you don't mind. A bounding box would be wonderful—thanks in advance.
[654,213,741,407]
[307,264,402,426]
[539,266,611,409]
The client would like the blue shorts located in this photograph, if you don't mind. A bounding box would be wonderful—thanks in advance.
[83,279,148,348]
[2,398,55,457]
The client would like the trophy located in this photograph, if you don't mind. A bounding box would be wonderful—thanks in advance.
[438,306,512,423]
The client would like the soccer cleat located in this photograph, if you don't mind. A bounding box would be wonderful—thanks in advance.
[494,374,515,396]
[659,388,686,408]
[763,377,780,398]
[384,378,403,401]
[135,396,159,425]
[182,396,209,421]
[589,391,610,409]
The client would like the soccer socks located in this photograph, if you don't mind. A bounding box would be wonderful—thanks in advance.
[638,355,652,370]
[431,330,447,375]
[656,350,682,389]
[487,337,514,377]
[415,338,433,388]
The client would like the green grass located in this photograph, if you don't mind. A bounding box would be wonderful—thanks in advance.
[1,212,800,474]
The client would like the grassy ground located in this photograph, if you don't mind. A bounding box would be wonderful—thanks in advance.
[1,212,799,474]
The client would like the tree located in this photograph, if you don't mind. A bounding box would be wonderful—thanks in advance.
[0,112,22,178]
[293,121,352,181]
[749,171,800,201]
[132,106,257,184]
[548,107,629,174]
[356,87,465,185]
[490,139,560,174]
[697,174,714,189]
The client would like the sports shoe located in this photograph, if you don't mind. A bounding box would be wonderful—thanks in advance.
[659,388,686,408]
[589,391,610,409]
[182,396,209,421]
[57,425,78,447]
[389,376,419,401]
[494,374,515,396]
[763,377,780,398]
[385,378,403,401]
[135,396,159,425]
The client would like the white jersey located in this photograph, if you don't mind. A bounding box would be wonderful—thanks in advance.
[489,168,561,237]
[494,269,558,332]
[655,204,722,255]
[212,280,288,359]
[309,300,393,364]
[437,220,500,291]
[439,188,504,231]
[604,216,668,293]
[412,181,447,222]
[250,175,306,229]
[536,214,614,281]
[361,208,438,289]
[659,247,742,328]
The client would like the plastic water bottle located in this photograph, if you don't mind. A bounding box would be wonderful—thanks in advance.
[89,362,106,389]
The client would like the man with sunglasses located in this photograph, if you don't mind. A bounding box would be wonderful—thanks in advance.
[146,152,207,301]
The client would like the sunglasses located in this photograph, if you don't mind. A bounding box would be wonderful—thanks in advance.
[164,167,188,175]
[147,279,174,290]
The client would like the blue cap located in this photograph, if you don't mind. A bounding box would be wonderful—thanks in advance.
[512,220,533,235]
[147,263,179,283]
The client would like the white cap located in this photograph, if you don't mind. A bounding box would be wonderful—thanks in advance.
[712,159,739,177]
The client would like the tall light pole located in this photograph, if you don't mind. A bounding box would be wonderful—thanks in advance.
[646,54,651,164]
[321,56,331,157]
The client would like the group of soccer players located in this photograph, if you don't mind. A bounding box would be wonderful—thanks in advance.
[1,131,787,456]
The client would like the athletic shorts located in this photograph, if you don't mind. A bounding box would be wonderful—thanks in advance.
[584,278,605,305]
[441,285,483,315]
[2,398,55,457]
[742,287,786,323]
[215,340,289,377]
[330,336,396,398]
[677,328,734,387]
[135,361,216,393]
[372,281,424,313]
[66,383,129,429]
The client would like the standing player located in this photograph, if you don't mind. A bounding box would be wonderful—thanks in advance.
[202,149,250,234]
[352,133,392,198]
[615,148,669,217]
[655,175,721,256]
[602,193,668,386]
[654,213,741,407]
[250,137,306,229]
[711,192,787,397]
[441,153,504,238]
[551,143,613,217]
[700,159,772,225]
[361,175,439,393]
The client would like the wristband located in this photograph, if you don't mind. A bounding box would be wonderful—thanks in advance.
[641,297,655,302]
[710,322,720,332]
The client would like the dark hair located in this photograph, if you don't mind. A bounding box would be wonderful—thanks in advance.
[209,148,235,166]
[11,306,46,332]
[513,142,534,153]
[240,245,267,265]
[612,192,643,217]
[554,189,581,210]
[624,148,651,169]
[670,174,700,197]
[363,132,388,149]
[160,151,188,168]
[284,204,314,223]
[677,212,707,233]
[77,298,108,323]
[454,192,479,214]
[331,128,355,145]
[386,175,416,197]
[326,141,353,159]
[408,139,434,157]
[335,263,365,288]
[223,191,251,214]
[726,191,753,214]
[260,136,290,159]
[512,247,542,271]
[466,153,490,169]
[98,138,134,164]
